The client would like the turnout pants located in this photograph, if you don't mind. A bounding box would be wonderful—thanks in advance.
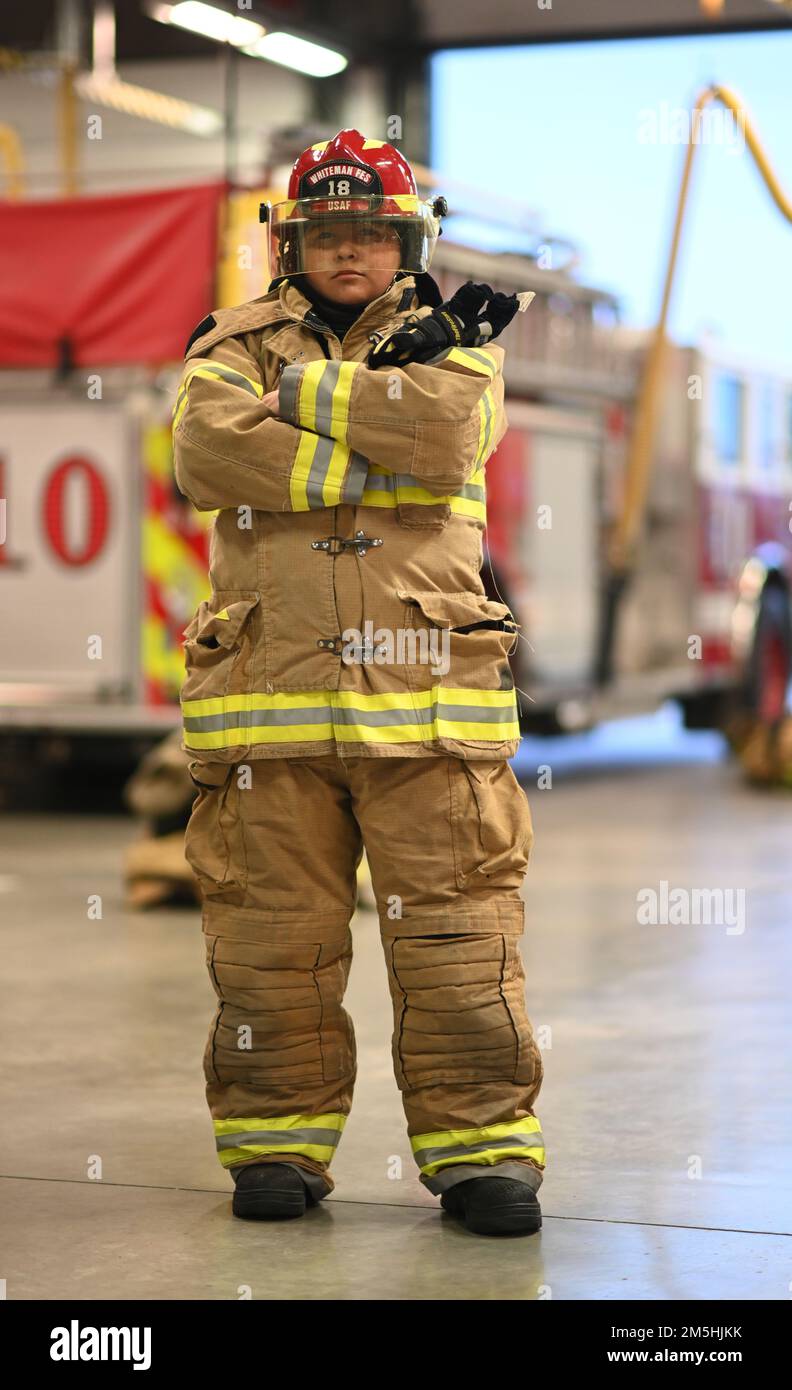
[185,754,545,1203]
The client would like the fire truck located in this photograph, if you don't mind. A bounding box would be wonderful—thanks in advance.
[1,185,790,772]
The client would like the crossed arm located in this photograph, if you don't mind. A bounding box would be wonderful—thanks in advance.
[172,331,506,513]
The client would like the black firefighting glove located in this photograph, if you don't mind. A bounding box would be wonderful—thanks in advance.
[367,281,520,369]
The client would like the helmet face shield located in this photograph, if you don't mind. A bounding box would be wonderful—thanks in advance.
[268,195,441,278]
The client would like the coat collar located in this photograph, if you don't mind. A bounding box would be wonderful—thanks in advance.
[185,273,423,363]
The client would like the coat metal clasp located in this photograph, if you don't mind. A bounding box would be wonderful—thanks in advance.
[311,535,346,555]
[311,531,383,557]
[351,530,383,557]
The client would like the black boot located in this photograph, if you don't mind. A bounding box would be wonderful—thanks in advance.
[231,1163,317,1220]
[440,1177,542,1236]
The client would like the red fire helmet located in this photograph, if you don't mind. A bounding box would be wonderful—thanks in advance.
[260,128,447,279]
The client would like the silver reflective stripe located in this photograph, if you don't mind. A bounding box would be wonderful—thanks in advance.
[365,471,484,504]
[420,346,494,374]
[420,1160,543,1197]
[183,702,436,734]
[183,698,516,735]
[364,472,397,492]
[458,347,496,373]
[207,364,262,397]
[454,481,485,502]
[342,451,369,503]
[331,704,434,727]
[436,701,516,724]
[217,1127,343,1151]
[306,435,339,508]
[183,704,334,733]
[174,362,261,420]
[313,361,342,436]
[279,363,303,423]
[412,1130,545,1169]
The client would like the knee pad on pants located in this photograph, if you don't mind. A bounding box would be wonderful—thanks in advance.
[203,924,355,1088]
[386,932,542,1091]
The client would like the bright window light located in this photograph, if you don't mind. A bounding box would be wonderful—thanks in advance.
[155,2,265,47]
[243,31,347,77]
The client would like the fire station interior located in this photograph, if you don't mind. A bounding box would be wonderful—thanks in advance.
[1,0,792,1325]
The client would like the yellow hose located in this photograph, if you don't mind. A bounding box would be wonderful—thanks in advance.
[609,84,792,575]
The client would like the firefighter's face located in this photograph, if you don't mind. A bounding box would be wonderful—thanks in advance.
[302,219,402,303]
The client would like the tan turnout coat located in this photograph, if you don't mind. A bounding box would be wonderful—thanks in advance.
[172,271,521,762]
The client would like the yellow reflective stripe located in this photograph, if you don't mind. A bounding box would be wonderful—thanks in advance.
[289,435,354,509]
[358,491,486,522]
[416,1145,545,1178]
[442,346,497,377]
[329,361,358,440]
[181,691,328,717]
[449,495,487,521]
[388,483,447,505]
[172,363,264,430]
[295,361,358,442]
[322,439,353,502]
[214,1113,346,1169]
[335,723,431,745]
[185,724,334,749]
[215,608,229,620]
[439,687,515,705]
[360,488,400,508]
[359,463,487,522]
[411,1117,545,1178]
[215,1113,346,1134]
[475,385,496,465]
[181,686,517,717]
[181,686,519,750]
[296,360,322,432]
[289,429,320,510]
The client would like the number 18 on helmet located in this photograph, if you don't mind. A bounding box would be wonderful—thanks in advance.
[259,128,447,279]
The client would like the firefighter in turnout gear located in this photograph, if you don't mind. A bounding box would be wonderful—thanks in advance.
[173,129,546,1236]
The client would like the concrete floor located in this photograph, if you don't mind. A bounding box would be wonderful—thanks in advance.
[1,708,791,1300]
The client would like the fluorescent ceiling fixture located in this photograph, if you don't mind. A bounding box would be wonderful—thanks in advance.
[151,1,265,46]
[242,31,347,77]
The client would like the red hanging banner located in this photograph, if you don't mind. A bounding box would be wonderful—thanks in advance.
[0,181,227,367]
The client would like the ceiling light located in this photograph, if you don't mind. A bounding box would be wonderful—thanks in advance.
[242,31,347,77]
[149,2,265,47]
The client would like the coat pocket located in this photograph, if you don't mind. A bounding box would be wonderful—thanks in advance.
[448,758,533,890]
[184,761,249,904]
[182,591,260,705]
[397,589,521,751]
